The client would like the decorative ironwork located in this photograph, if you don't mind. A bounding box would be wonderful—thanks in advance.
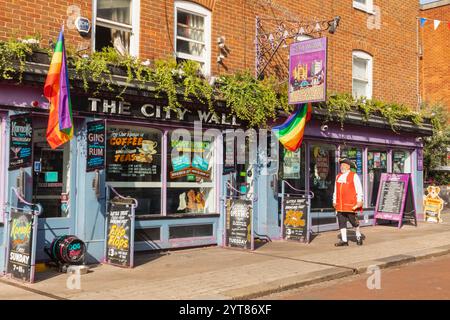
[256,16,340,79]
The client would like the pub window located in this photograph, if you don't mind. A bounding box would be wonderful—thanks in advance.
[367,149,387,207]
[340,145,364,187]
[352,51,373,99]
[309,144,336,210]
[353,0,374,14]
[94,0,140,56]
[167,132,216,214]
[174,0,211,75]
[279,147,305,191]
[106,125,163,215]
[392,150,411,174]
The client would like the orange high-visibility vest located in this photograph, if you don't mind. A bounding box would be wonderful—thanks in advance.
[335,171,358,212]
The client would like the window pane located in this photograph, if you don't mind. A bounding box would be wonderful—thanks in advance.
[167,188,214,214]
[95,25,130,55]
[353,57,368,81]
[97,0,131,25]
[279,147,305,189]
[340,146,363,181]
[169,224,213,239]
[354,0,366,4]
[353,79,368,98]
[135,228,161,242]
[177,11,204,41]
[393,150,411,174]
[310,144,336,210]
[106,126,162,182]
[114,188,161,215]
[368,150,387,207]
[176,39,205,57]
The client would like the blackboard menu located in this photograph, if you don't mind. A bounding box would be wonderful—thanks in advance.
[283,198,307,242]
[106,201,132,267]
[7,209,33,282]
[86,120,105,172]
[9,115,32,170]
[376,180,405,214]
[226,199,252,249]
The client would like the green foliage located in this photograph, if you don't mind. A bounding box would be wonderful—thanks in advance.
[0,39,33,82]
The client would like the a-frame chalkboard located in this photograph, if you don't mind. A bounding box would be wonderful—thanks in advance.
[374,173,417,228]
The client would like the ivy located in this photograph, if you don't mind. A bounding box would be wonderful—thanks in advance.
[0,39,33,82]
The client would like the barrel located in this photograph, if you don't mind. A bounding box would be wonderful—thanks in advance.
[49,235,86,264]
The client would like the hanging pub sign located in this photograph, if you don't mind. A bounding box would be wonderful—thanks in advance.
[283,197,308,242]
[106,127,160,182]
[225,199,253,250]
[106,200,133,267]
[7,208,33,282]
[374,173,417,228]
[9,115,33,170]
[288,37,327,104]
[86,120,106,172]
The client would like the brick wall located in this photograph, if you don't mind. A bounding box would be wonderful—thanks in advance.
[0,0,420,108]
[420,2,450,113]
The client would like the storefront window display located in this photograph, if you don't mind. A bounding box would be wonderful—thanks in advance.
[367,149,387,207]
[279,147,305,191]
[310,144,336,209]
[340,145,364,185]
[393,150,411,174]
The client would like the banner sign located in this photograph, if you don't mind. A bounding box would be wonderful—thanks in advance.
[7,209,33,282]
[288,37,327,104]
[106,201,133,267]
[374,173,417,228]
[9,115,33,170]
[226,199,252,249]
[86,120,106,172]
[283,197,308,242]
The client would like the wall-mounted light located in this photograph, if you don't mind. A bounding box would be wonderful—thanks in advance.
[320,124,329,132]
[328,16,341,34]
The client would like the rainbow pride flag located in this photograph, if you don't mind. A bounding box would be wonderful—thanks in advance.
[44,28,73,149]
[272,103,312,152]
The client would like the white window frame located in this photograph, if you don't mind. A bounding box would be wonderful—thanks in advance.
[353,0,374,14]
[92,0,140,57]
[174,0,211,76]
[352,50,373,100]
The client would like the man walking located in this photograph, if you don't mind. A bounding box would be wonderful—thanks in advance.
[333,158,364,246]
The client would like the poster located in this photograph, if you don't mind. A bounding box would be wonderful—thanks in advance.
[283,198,308,242]
[283,149,301,179]
[106,128,160,181]
[169,140,211,180]
[9,115,33,170]
[86,120,106,172]
[226,199,252,249]
[7,209,33,282]
[289,37,327,104]
[106,201,132,267]
[341,148,362,174]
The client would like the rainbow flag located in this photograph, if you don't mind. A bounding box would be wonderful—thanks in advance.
[44,28,73,149]
[272,103,312,152]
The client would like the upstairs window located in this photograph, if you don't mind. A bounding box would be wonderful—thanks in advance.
[352,51,373,99]
[95,0,140,56]
[353,0,374,14]
[175,1,211,75]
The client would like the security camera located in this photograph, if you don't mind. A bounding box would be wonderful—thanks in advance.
[320,124,329,132]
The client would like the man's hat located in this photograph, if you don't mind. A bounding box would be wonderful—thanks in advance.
[339,158,356,169]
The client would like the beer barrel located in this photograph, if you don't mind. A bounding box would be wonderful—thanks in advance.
[49,235,86,264]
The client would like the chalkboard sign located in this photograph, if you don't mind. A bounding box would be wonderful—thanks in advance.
[9,115,33,170]
[374,173,417,228]
[283,197,308,242]
[106,201,133,267]
[86,120,106,172]
[7,209,33,282]
[226,199,252,249]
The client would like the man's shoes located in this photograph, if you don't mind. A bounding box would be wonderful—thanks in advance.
[356,237,363,246]
[334,240,349,247]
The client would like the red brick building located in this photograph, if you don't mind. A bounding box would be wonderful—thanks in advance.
[420,0,450,112]
[0,0,420,108]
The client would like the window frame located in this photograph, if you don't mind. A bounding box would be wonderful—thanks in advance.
[352,50,373,100]
[92,0,140,57]
[174,0,212,76]
[353,0,374,14]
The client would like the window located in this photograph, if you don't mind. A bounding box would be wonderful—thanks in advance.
[393,150,411,174]
[174,1,211,75]
[353,0,374,13]
[94,0,140,56]
[352,51,373,99]
[367,149,387,207]
[279,147,305,190]
[310,144,336,210]
[169,224,213,239]
[135,228,161,242]
[340,146,364,183]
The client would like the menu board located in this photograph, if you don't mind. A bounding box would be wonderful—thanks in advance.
[9,115,33,170]
[7,209,33,282]
[106,128,160,181]
[226,199,252,249]
[86,120,106,172]
[283,197,308,242]
[106,201,132,267]
[374,173,417,227]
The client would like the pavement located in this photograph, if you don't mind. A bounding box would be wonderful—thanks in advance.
[1,210,450,300]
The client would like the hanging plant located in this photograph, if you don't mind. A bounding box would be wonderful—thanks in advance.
[0,39,33,82]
